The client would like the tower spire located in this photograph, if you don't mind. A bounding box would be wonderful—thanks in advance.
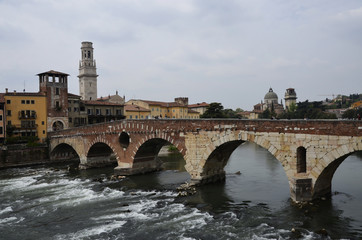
[78,41,98,100]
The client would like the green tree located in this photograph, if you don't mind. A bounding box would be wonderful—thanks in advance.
[342,108,362,119]
[201,102,225,118]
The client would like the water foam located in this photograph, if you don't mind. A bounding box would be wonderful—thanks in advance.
[54,220,126,240]
[0,206,13,215]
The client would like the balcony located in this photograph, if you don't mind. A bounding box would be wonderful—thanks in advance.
[18,111,37,119]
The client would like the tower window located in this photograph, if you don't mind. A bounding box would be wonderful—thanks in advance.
[88,51,91,58]
[56,88,59,95]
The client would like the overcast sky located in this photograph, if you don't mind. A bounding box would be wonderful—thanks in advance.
[0,0,361,110]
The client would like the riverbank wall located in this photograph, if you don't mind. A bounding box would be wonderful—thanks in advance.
[0,144,50,168]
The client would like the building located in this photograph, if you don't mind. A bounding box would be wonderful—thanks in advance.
[97,91,125,104]
[188,102,209,115]
[351,100,362,109]
[68,93,88,128]
[78,41,98,101]
[284,88,297,110]
[38,70,69,131]
[0,94,5,143]
[126,97,200,119]
[3,89,47,142]
[84,100,124,124]
[124,104,151,119]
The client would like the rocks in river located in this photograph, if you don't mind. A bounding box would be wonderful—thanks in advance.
[291,228,302,238]
[109,174,126,181]
[235,171,241,175]
[316,228,329,236]
[177,182,197,197]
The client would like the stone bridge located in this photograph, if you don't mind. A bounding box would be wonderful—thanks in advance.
[48,119,362,202]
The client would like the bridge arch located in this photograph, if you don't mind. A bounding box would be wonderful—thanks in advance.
[192,131,286,183]
[84,141,118,168]
[131,135,185,173]
[50,143,80,163]
[312,142,362,199]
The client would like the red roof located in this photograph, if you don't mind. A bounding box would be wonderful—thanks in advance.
[4,92,46,97]
[83,100,124,107]
[130,99,187,107]
[37,70,69,76]
[188,102,209,108]
[125,104,150,112]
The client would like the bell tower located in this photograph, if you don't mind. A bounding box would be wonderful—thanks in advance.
[78,41,98,100]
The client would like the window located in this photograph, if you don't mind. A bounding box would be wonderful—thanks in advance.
[55,101,60,108]
[0,127,2,134]
[74,107,79,112]
[87,109,93,115]
[297,147,307,173]
[96,109,101,115]
[21,100,25,104]
[7,110,11,116]
[8,121,11,125]
[116,110,122,115]
[106,109,111,115]
[88,51,91,58]
[69,117,72,123]
[31,100,35,104]
[42,121,44,125]
[26,100,30,104]
[152,108,154,111]
[68,107,71,112]
[6,100,11,104]
[43,130,45,134]
[0,115,2,121]
[130,115,132,119]
[56,88,59,95]
[135,115,138,119]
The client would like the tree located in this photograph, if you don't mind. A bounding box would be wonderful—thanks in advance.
[201,102,225,118]
[342,108,362,119]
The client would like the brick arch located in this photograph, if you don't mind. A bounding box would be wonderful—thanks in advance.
[312,142,362,199]
[128,133,185,173]
[132,132,185,160]
[85,135,119,159]
[50,142,80,161]
[50,138,84,160]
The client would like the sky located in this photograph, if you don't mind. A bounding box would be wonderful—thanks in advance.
[0,0,361,110]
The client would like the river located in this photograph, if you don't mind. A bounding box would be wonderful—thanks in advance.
[0,142,361,239]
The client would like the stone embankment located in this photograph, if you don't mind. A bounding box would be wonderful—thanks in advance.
[0,144,50,168]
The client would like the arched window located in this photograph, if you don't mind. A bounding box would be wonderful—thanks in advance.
[297,146,306,173]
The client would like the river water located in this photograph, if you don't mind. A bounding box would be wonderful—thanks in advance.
[0,142,361,239]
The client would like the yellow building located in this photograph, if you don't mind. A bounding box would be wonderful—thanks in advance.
[124,104,151,119]
[351,100,362,109]
[126,98,200,119]
[4,90,47,142]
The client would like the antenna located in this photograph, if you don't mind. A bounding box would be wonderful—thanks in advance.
[23,80,25,92]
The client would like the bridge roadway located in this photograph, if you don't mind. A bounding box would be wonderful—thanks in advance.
[48,119,362,202]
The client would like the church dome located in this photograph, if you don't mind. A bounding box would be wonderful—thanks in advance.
[264,88,278,102]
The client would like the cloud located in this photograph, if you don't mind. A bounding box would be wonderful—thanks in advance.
[0,0,361,110]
